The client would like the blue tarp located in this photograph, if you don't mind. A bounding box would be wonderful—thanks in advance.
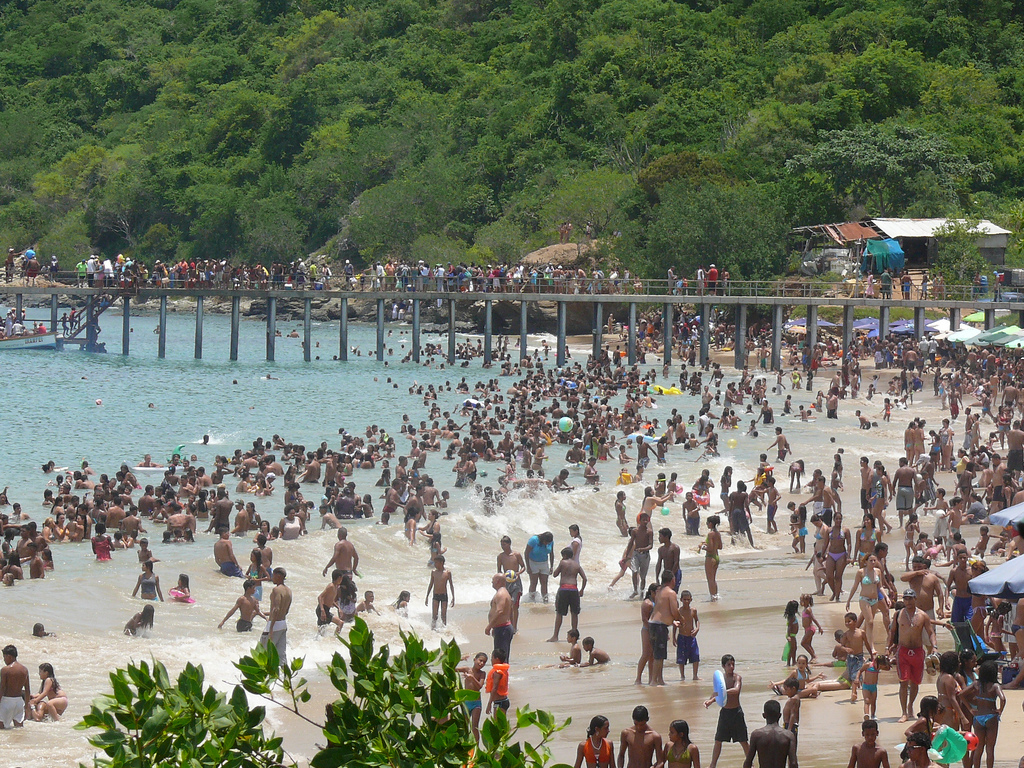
[864,238,905,273]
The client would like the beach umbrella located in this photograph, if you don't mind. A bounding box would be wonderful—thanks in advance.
[853,318,878,330]
[972,325,1018,346]
[968,554,1024,599]
[963,309,1010,322]
[989,501,1024,527]
[946,327,982,343]
[927,318,951,334]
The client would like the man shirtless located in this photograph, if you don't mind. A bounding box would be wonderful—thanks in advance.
[767,428,791,462]
[496,536,526,631]
[630,512,655,598]
[648,571,683,686]
[261,568,292,667]
[900,557,945,621]
[742,700,797,768]
[0,645,30,729]
[214,531,244,577]
[617,705,663,768]
[548,546,587,642]
[655,528,681,589]
[945,551,974,622]
[886,589,950,721]
[218,579,266,632]
[485,573,514,663]
[322,527,359,577]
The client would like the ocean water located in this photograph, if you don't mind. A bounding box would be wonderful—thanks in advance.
[0,306,918,766]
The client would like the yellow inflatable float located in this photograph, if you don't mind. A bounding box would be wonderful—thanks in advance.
[651,385,684,395]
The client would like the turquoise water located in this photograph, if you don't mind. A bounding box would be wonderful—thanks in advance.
[0,306,911,766]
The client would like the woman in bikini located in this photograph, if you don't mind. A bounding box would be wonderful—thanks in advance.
[958,660,1005,768]
[665,719,700,768]
[824,512,851,602]
[845,554,885,640]
[574,715,616,768]
[698,515,722,601]
[852,514,878,563]
[29,663,68,721]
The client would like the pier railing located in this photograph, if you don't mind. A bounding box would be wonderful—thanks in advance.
[6,273,990,303]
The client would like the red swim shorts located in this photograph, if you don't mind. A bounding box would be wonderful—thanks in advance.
[897,646,924,686]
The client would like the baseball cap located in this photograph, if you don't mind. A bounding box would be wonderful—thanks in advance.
[902,589,917,598]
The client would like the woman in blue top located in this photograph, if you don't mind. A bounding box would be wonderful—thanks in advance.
[524,531,554,602]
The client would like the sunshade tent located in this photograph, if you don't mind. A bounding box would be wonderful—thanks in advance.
[990,502,1024,527]
[853,318,879,330]
[927,318,951,334]
[964,309,1010,322]
[785,318,838,328]
[946,327,982,343]
[968,555,1024,599]
[972,325,1020,346]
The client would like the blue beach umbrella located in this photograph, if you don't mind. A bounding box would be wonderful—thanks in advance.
[969,554,1024,599]
[989,501,1024,527]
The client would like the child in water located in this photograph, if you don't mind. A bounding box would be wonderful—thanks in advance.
[799,594,823,661]
[169,573,194,603]
[783,601,799,666]
[855,655,890,720]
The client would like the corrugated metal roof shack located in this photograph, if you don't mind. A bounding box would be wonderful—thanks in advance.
[793,218,1011,272]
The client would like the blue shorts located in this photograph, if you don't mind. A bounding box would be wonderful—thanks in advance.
[466,699,482,712]
[676,634,700,665]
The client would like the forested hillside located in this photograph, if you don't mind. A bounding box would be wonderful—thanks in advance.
[2,0,1024,277]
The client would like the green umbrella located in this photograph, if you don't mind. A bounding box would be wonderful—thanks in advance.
[964,309,1010,322]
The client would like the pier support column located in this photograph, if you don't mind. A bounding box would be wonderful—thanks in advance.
[376,299,385,361]
[266,296,276,362]
[593,302,603,360]
[158,295,167,359]
[699,302,711,366]
[627,303,637,365]
[519,301,528,361]
[448,299,457,364]
[733,304,747,370]
[122,295,130,356]
[842,305,855,358]
[556,301,567,367]
[1019,309,1024,329]
[15,293,22,321]
[303,298,312,362]
[484,299,493,364]
[914,306,926,340]
[412,299,421,362]
[949,307,960,332]
[806,305,818,354]
[879,305,890,342]
[663,303,673,366]
[339,298,348,361]
[51,294,58,332]
[771,304,783,370]
[86,299,97,352]
[194,296,204,359]
[984,308,996,330]
[229,296,240,361]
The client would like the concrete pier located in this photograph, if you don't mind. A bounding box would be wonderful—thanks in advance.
[556,301,567,367]
[230,296,240,361]
[51,294,58,331]
[663,303,673,366]
[448,299,456,364]
[593,303,603,360]
[733,304,746,369]
[520,301,528,361]
[158,296,167,358]
[771,305,783,370]
[985,308,996,329]
[339,298,348,361]
[266,296,276,361]
[914,306,926,340]
[484,300,493,364]
[303,298,312,362]
[806,305,818,352]
[879,305,890,342]
[699,303,711,366]
[15,293,22,320]
[412,299,421,363]
[949,307,960,331]
[627,303,637,365]
[842,305,854,356]
[194,295,204,359]
[86,299,97,352]
[376,299,385,361]
[122,296,130,355]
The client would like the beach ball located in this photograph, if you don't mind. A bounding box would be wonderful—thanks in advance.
[727,438,738,449]
[661,506,672,516]
[961,732,979,752]
[558,417,574,433]
[95,399,103,406]
[504,569,517,584]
